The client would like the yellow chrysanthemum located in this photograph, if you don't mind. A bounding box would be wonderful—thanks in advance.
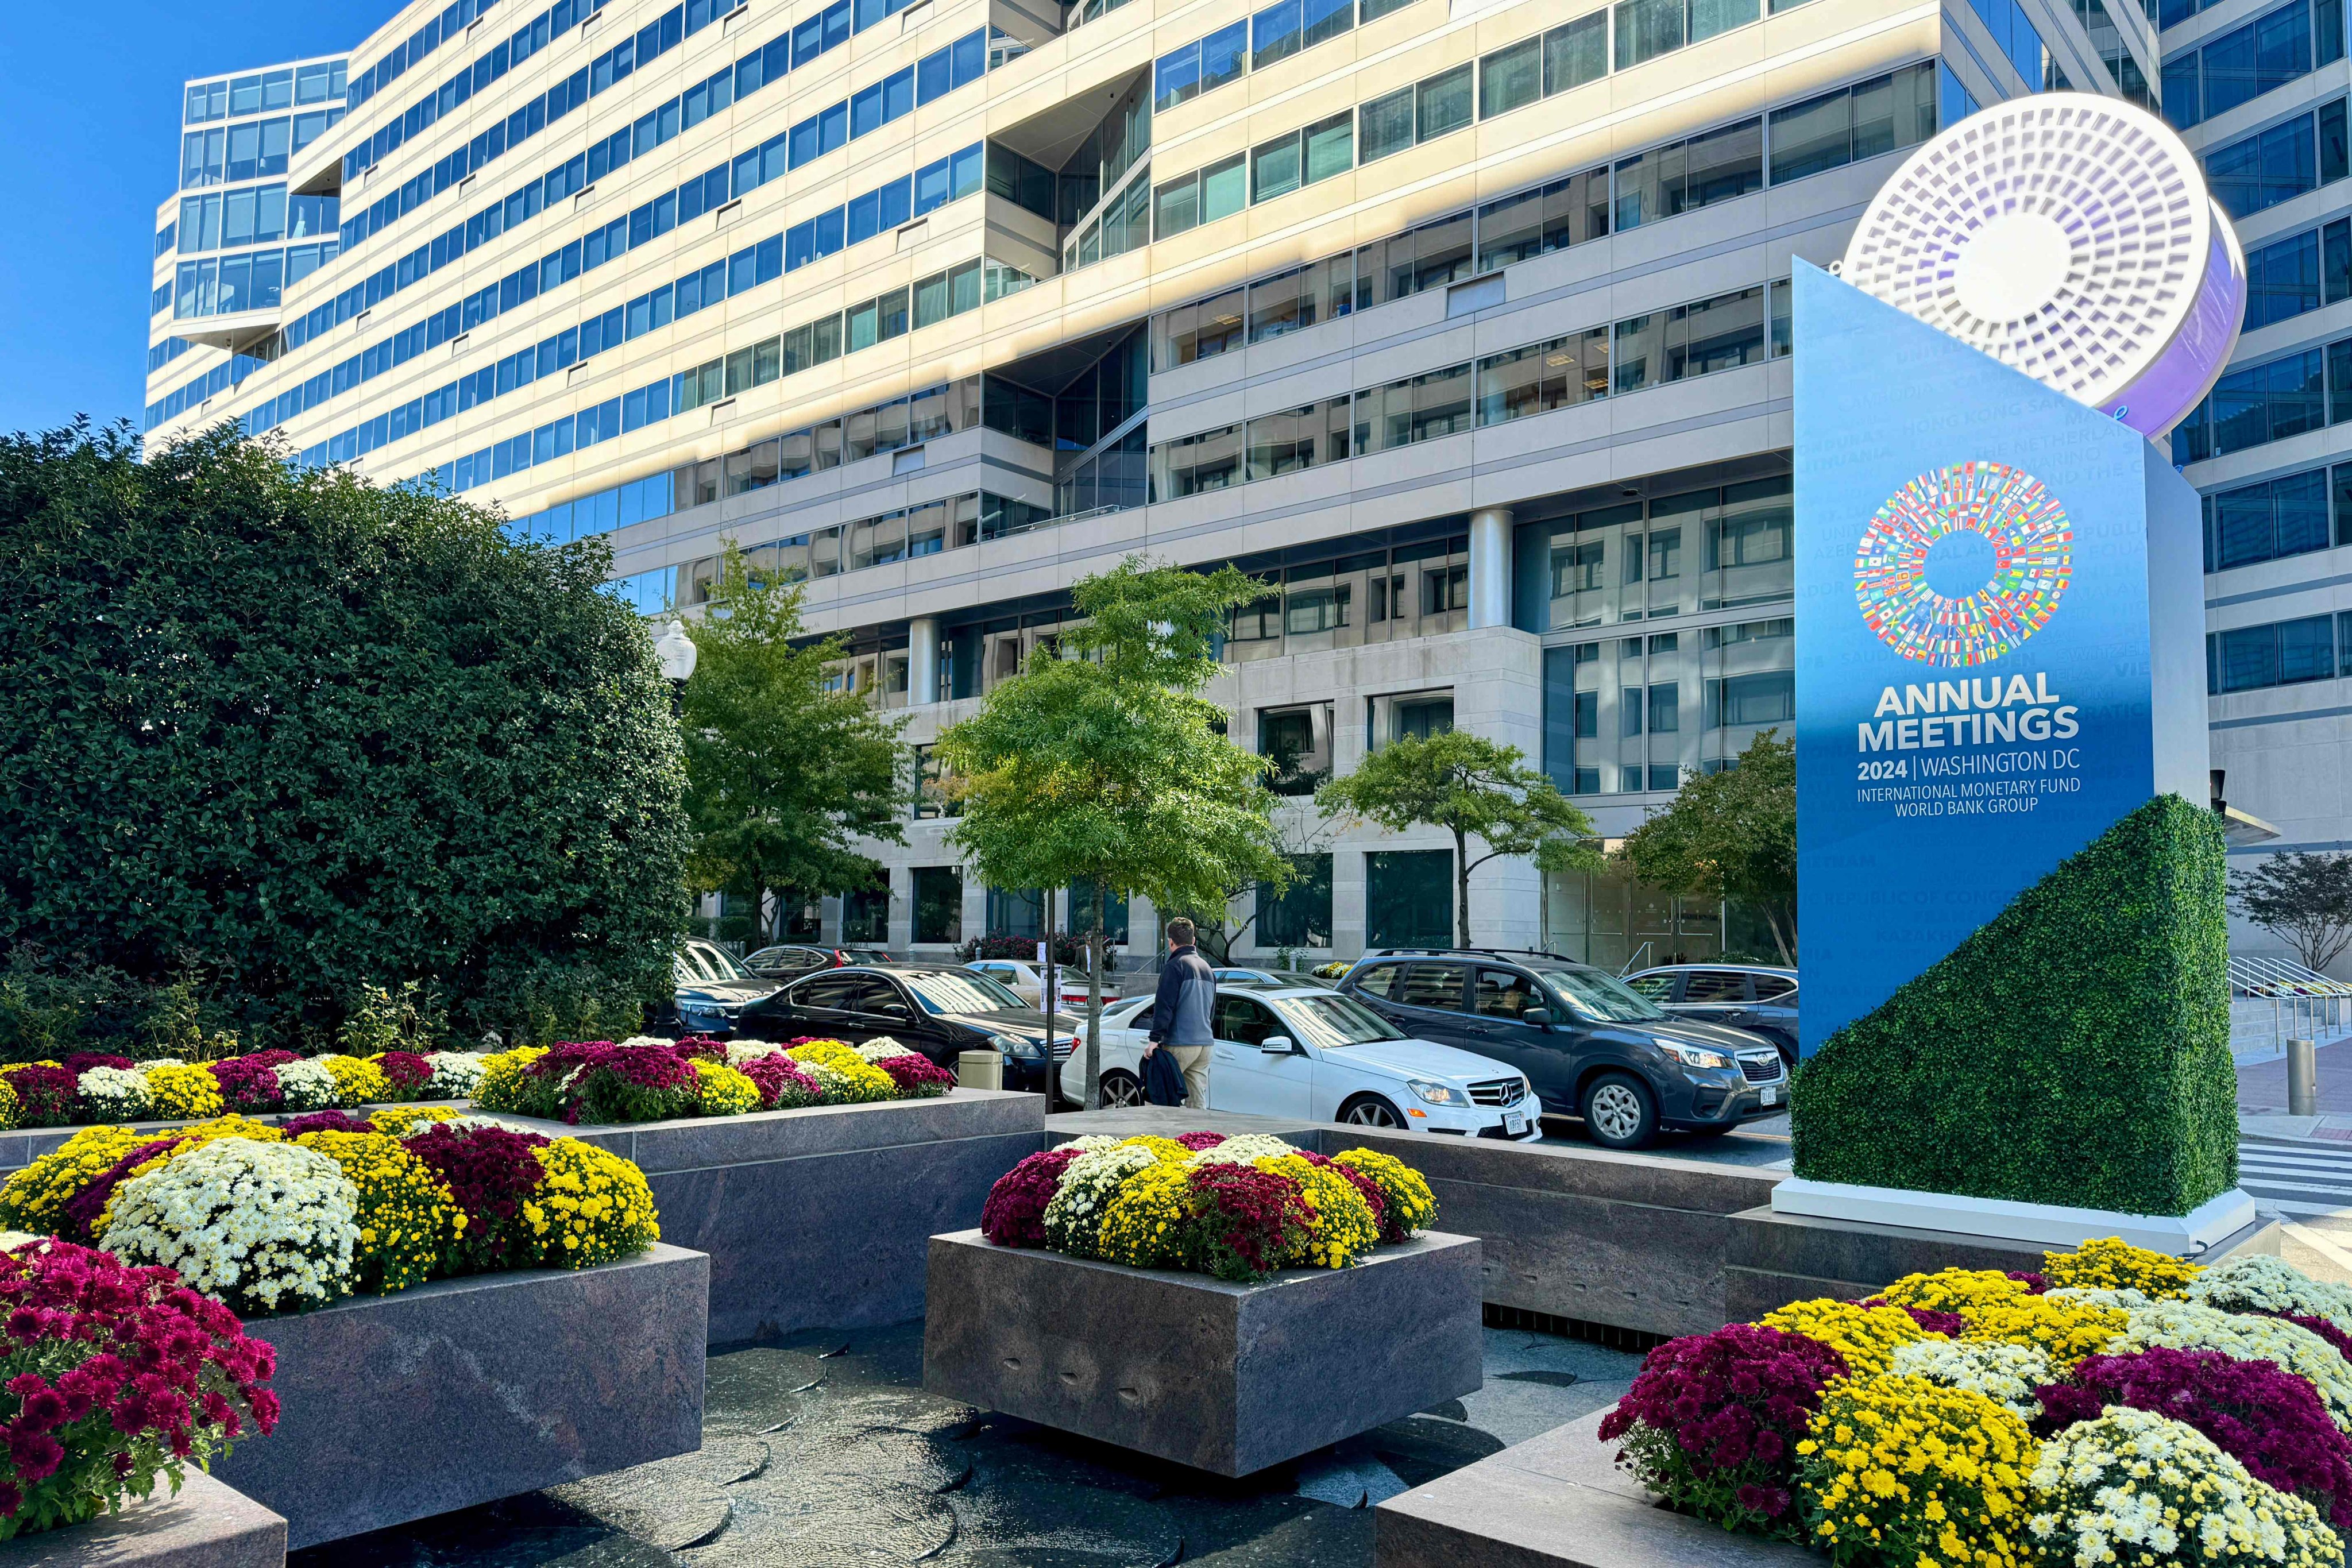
[1256,1154,1380,1269]
[521,1138,659,1269]
[2041,1236,2202,1299]
[1331,1146,1438,1237]
[693,1060,760,1117]
[293,1130,465,1292]
[145,1063,225,1121]
[471,1046,549,1113]
[369,1104,458,1137]
[1797,1373,2036,1568]
[1097,1159,1193,1269]
[1958,1293,2127,1370]
[1759,1297,1937,1377]
[313,1055,393,1108]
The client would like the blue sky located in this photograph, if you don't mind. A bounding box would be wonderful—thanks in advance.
[0,2,357,439]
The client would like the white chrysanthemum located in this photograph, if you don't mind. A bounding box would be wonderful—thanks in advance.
[77,1066,153,1121]
[2115,1300,2352,1432]
[2047,1285,2157,1313]
[275,1059,339,1112]
[2187,1253,2352,1337]
[617,1036,672,1050]
[103,1139,360,1315]
[1888,1338,2053,1420]
[142,1057,186,1070]
[0,1231,44,1252]
[1063,1134,1126,1152]
[1042,1145,1161,1257]
[2027,1407,2342,1568]
[443,1113,543,1134]
[724,1042,786,1066]
[855,1037,920,1061]
[422,1051,488,1099]
[1187,1134,1300,1167]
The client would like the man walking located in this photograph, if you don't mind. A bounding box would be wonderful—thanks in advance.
[1145,917,1216,1110]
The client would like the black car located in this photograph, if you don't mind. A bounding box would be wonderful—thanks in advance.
[1335,949,1786,1149]
[741,944,852,982]
[736,965,1069,1097]
[1623,964,1799,1066]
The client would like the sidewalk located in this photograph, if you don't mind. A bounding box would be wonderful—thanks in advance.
[2237,1037,2352,1140]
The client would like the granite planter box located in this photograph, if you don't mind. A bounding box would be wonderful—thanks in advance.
[1376,1408,1803,1568]
[0,1472,285,1568]
[500,1088,1045,1343]
[923,1227,1484,1476]
[213,1243,708,1551]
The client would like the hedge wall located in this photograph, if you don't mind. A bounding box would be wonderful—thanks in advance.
[1790,794,2238,1216]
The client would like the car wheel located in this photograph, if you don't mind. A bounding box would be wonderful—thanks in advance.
[1581,1072,1659,1150]
[1338,1094,1405,1129]
[1098,1069,1147,1109]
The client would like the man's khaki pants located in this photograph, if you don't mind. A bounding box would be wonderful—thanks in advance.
[1168,1045,1211,1110]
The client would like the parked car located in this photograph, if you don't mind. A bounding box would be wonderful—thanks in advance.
[737,964,1069,1096]
[1334,948,1786,1150]
[1055,985,1541,1140]
[841,947,894,966]
[1210,967,1335,990]
[665,940,783,1038]
[1623,964,1799,1066]
[741,944,853,982]
[963,958,1096,1012]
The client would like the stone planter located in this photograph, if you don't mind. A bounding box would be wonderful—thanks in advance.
[1376,1408,1803,1568]
[500,1089,1045,1343]
[0,1104,472,1175]
[213,1243,708,1551]
[923,1228,1484,1476]
[0,1472,285,1568]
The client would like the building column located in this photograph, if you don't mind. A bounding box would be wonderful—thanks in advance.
[908,616,941,705]
[1467,507,1513,629]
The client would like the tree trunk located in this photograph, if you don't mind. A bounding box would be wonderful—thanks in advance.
[1042,886,1058,1081]
[1455,828,1473,948]
[1084,887,1107,1110]
[1760,902,1794,967]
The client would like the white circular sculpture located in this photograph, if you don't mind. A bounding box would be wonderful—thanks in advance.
[1839,93,2245,439]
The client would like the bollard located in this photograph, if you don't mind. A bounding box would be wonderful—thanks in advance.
[956,1049,1004,1091]
[2289,1037,2318,1118]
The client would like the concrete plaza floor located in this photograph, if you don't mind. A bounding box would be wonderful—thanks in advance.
[298,1321,1643,1568]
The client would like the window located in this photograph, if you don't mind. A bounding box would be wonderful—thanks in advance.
[2209,614,2342,692]
[1476,329,1610,422]
[1393,695,1455,741]
[2204,468,2332,570]
[1473,968,1544,1019]
[1259,852,1333,947]
[2165,0,2337,130]
[2204,98,2347,220]
[1417,64,1474,141]
[1543,12,1608,93]
[1367,856,1455,949]
[1154,424,1243,497]
[1481,38,1541,118]
[1476,169,1608,271]
[1245,400,1353,476]
[1616,0,1684,67]
[1351,961,1405,998]
[910,869,961,943]
[1360,88,1415,163]
[1395,962,1467,1010]
[1616,117,1763,230]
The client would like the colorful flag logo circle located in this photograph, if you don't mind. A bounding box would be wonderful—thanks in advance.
[1853,461,2072,667]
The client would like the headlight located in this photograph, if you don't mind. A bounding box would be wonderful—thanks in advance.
[1657,1040,1731,1069]
[1407,1079,1465,1106]
[989,1032,1044,1058]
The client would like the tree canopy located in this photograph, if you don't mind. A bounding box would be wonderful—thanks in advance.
[0,422,690,1048]
[679,542,908,940]
[1610,729,1797,963]
[1316,730,1596,947]
[2230,849,2352,974]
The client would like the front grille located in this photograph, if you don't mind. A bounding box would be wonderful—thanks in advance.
[1739,1053,1782,1083]
[1469,1079,1525,1106]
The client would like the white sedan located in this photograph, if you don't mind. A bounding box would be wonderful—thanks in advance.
[1055,984,1541,1139]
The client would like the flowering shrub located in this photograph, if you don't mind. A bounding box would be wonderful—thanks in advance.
[144,1064,225,1122]
[693,1061,760,1117]
[1257,1154,1378,1269]
[1795,1373,2035,1568]
[292,1131,465,1293]
[59,1138,191,1245]
[739,1054,822,1110]
[471,1046,547,1112]
[0,1081,20,1134]
[2040,1346,2352,1530]
[60,1053,134,1077]
[2188,1253,2352,1337]
[312,1056,392,1108]
[1755,1298,1931,1377]
[1184,1162,1314,1283]
[277,1110,374,1137]
[983,1148,1087,1248]
[367,1105,455,1137]
[0,1129,168,1235]
[522,1138,661,1268]
[403,1122,553,1272]
[1174,1130,1226,1151]
[530,1042,702,1126]
[1189,1133,1303,1167]
[1597,1323,1848,1535]
[272,1060,338,1113]
[1,1067,79,1129]
[1873,1267,2032,1318]
[1331,1148,1436,1242]
[72,1068,150,1123]
[1887,1338,2053,1421]
[876,1053,955,1098]
[2041,1235,2202,1299]
[2026,1406,2343,1568]
[2113,1300,2352,1433]
[0,1240,280,1540]
[1959,1292,2129,1369]
[1096,1160,1194,1269]
[422,1051,488,1099]
[853,1037,920,1061]
[785,1042,897,1103]
[1044,1145,1163,1259]
[103,1139,360,1314]
[365,1051,435,1098]
[205,1056,282,1114]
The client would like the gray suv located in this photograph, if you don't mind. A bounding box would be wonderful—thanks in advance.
[1335,949,1786,1149]
[1623,964,1799,1067]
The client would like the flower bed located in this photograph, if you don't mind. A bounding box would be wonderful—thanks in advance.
[0,1049,484,1130]
[1592,1239,2352,1568]
[981,1130,1439,1280]
[0,1110,659,1314]
[470,1035,954,1125]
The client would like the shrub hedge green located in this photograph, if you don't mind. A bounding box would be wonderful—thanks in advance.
[1790,794,2238,1216]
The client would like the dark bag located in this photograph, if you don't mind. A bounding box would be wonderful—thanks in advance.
[1142,1045,1188,1106]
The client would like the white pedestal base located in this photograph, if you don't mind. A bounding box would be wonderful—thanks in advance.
[1768,1177,2258,1257]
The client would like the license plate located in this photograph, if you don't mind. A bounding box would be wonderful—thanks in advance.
[1759,1084,1781,1107]
[1503,1110,1527,1135]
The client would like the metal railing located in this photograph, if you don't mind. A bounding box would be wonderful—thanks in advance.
[2230,953,2352,1057]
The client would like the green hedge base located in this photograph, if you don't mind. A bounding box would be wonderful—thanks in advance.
[1790,794,2238,1217]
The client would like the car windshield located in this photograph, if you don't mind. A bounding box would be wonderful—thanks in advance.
[696,944,751,981]
[1281,994,1407,1048]
[1536,965,1667,1022]
[905,971,1026,1014]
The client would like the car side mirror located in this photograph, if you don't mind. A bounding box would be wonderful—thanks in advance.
[1260,1035,1296,1055]
[1523,1009,1553,1028]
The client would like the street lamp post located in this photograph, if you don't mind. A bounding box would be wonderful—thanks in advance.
[654,619,698,715]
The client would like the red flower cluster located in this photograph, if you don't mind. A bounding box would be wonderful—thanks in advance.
[1597,1323,1848,1531]
[403,1123,553,1271]
[1173,1131,1227,1151]
[736,1055,821,1110]
[59,1056,133,1078]
[0,1241,276,1539]
[370,1052,434,1096]
[2007,1270,2049,1293]
[205,1057,281,1114]
[671,1037,728,1063]
[2040,1346,2352,1528]
[1184,1163,1312,1282]
[0,1068,79,1130]
[980,1148,1086,1248]
[876,1054,955,1096]
[522,1043,701,1125]
[277,1110,374,1137]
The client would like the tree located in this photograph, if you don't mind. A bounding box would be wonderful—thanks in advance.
[1316,731,1598,948]
[1609,729,1798,964]
[0,422,691,1048]
[1172,809,1336,964]
[2230,850,2352,973]
[679,542,909,943]
[937,559,1289,1106]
